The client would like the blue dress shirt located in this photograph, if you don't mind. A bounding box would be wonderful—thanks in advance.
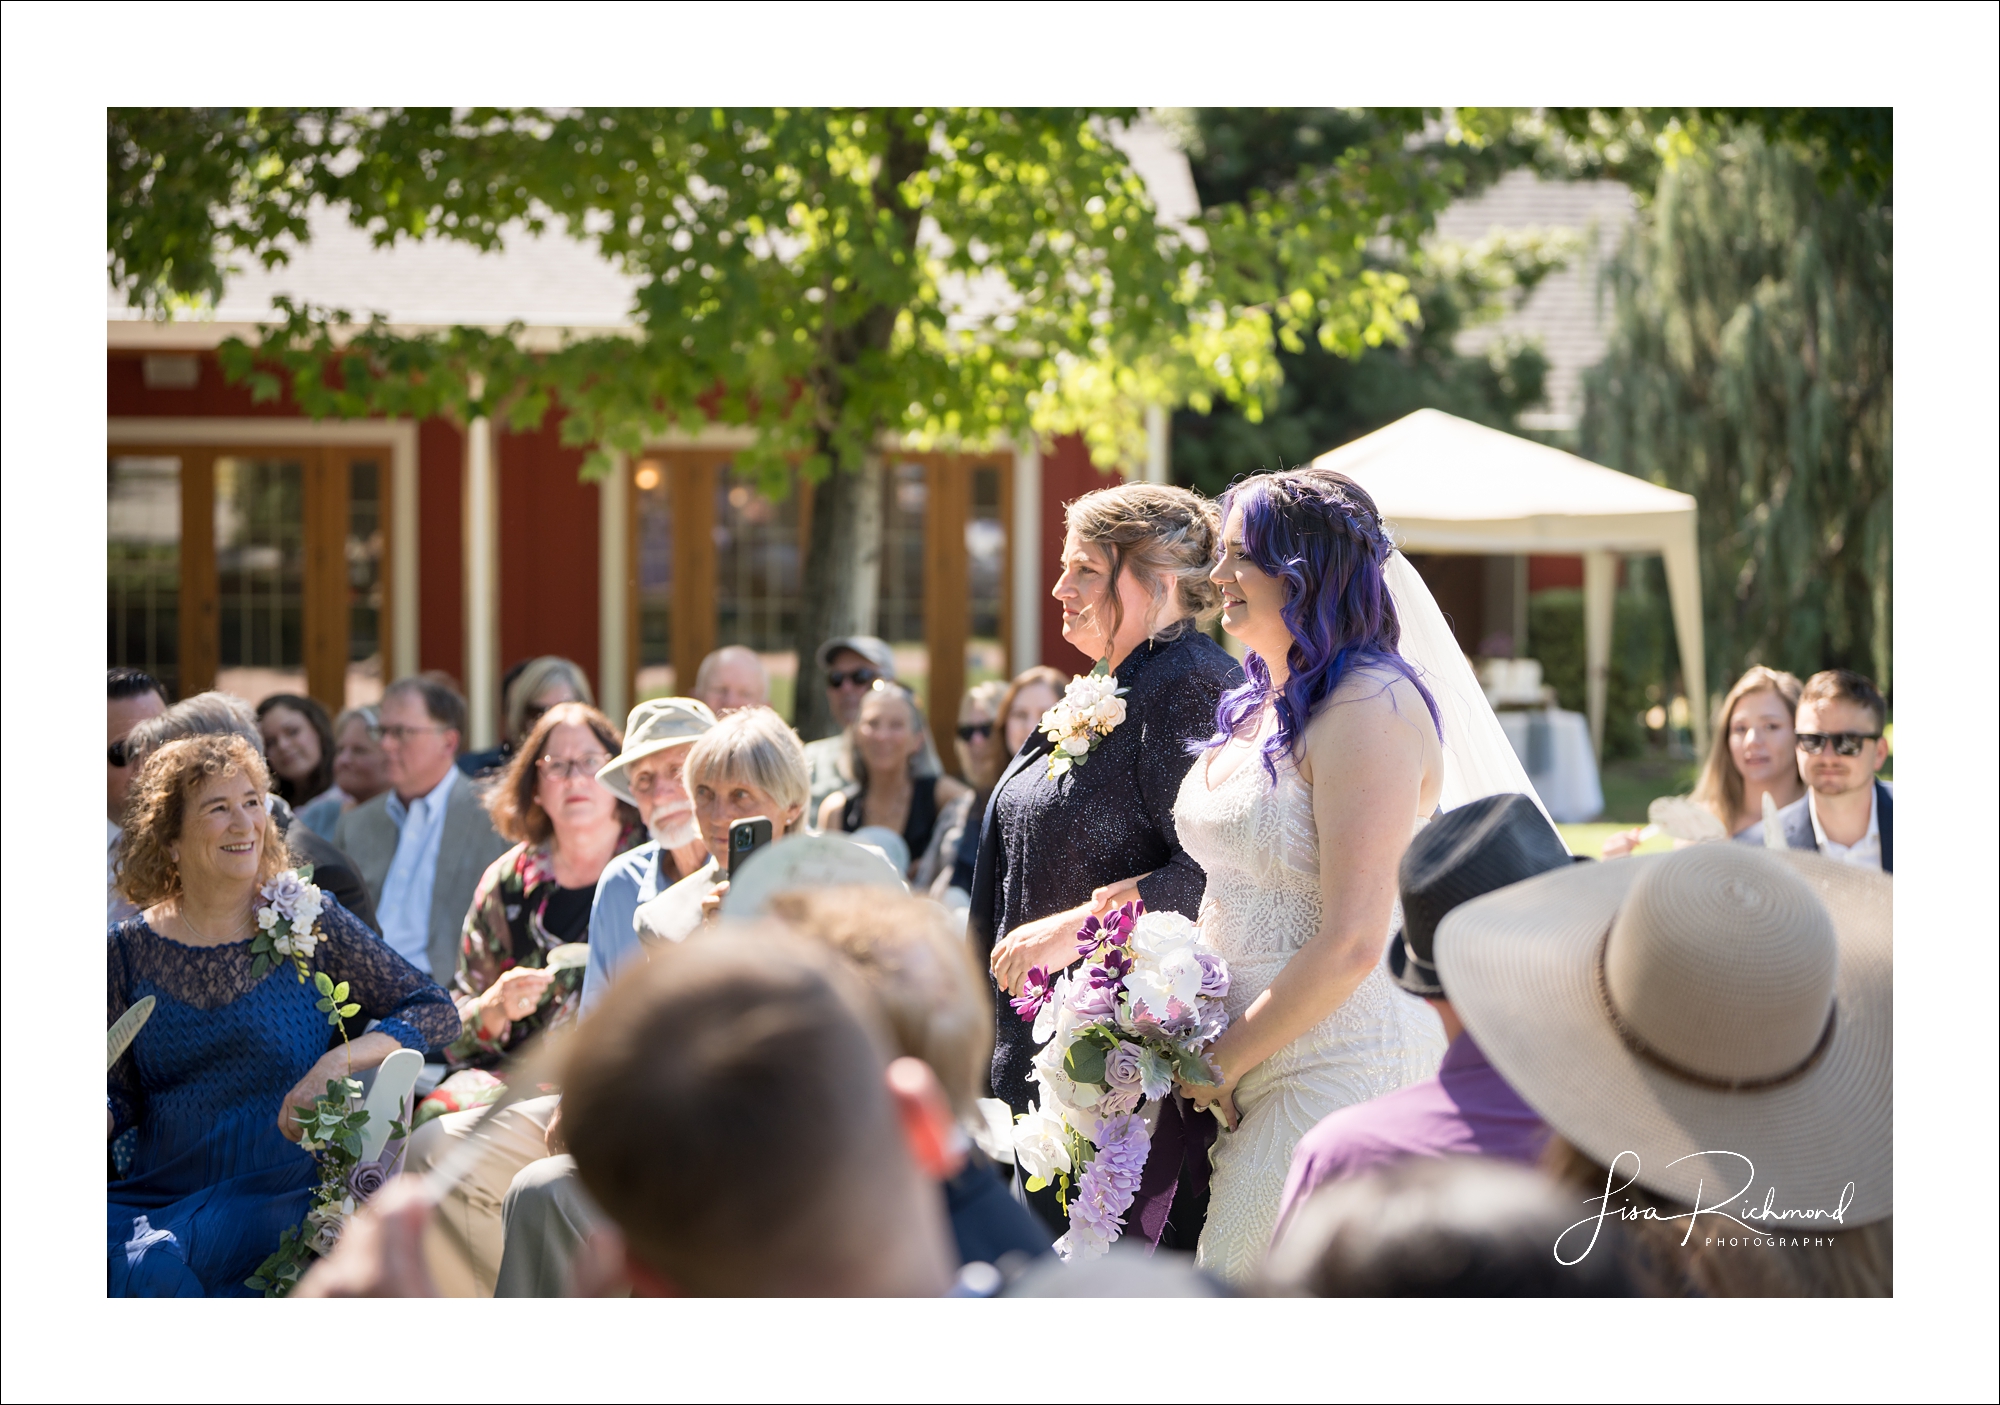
[580,841,673,1016]
[377,766,459,973]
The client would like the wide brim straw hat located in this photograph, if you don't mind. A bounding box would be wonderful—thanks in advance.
[596,697,716,803]
[1436,843,1891,1225]
[718,833,907,919]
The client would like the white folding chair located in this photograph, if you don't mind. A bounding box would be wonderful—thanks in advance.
[356,1048,424,1165]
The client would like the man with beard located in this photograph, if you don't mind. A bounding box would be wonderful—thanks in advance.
[580,699,718,1014]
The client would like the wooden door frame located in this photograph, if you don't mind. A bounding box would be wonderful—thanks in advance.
[108,438,393,710]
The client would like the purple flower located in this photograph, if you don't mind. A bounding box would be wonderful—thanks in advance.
[1103,901,1141,946]
[1103,1041,1144,1096]
[1067,980,1117,1022]
[1195,950,1231,1000]
[1075,914,1107,959]
[1010,967,1053,1021]
[1099,947,1133,982]
[346,1160,388,1201]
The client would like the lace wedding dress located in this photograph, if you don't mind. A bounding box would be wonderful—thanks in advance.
[1175,752,1447,1284]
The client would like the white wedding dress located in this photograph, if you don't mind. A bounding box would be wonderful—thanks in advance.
[1174,751,1447,1283]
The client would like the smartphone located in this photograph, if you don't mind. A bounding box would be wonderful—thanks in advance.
[728,816,774,873]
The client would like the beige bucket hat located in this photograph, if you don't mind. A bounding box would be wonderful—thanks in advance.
[1436,843,1891,1225]
[595,697,716,803]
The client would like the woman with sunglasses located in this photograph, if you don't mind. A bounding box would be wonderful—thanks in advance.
[915,679,1008,896]
[443,702,645,1072]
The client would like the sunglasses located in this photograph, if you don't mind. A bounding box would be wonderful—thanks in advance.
[108,739,133,768]
[956,722,995,742]
[826,668,881,690]
[1796,731,1881,757]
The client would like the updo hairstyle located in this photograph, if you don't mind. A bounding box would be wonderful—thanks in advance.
[1063,482,1224,645]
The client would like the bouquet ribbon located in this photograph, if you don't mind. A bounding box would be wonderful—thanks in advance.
[1131,1093,1217,1251]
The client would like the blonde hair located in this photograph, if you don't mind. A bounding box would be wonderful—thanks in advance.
[683,706,812,834]
[117,734,292,908]
[955,679,1007,790]
[1692,666,1805,827]
[765,886,993,1118]
[505,656,595,743]
[1063,482,1223,647]
[842,680,930,791]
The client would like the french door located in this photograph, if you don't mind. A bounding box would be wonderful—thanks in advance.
[107,444,390,711]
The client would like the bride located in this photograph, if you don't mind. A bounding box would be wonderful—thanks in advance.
[1163,467,1534,1282]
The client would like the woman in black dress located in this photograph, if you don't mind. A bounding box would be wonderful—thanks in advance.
[968,482,1240,1236]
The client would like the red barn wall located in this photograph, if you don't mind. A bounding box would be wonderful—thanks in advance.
[417,420,466,684]
[496,413,600,692]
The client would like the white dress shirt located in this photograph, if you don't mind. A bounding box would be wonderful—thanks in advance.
[1809,784,1882,870]
[377,766,460,972]
[109,820,140,925]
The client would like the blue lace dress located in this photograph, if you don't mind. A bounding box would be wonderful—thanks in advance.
[107,894,458,1297]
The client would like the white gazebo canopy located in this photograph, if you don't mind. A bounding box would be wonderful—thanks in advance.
[1314,409,1708,756]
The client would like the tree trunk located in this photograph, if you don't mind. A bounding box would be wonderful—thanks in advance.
[792,448,885,741]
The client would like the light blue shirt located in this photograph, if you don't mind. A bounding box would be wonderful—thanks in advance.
[377,766,459,974]
[580,841,673,1016]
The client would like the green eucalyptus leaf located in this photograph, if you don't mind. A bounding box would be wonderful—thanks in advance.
[1064,1039,1108,1086]
[313,971,335,996]
[339,1003,361,1019]
[331,980,350,1003]
[250,954,271,980]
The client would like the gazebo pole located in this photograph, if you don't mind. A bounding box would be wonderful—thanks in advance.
[1583,550,1616,759]
[1660,516,1710,757]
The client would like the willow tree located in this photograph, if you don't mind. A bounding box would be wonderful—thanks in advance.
[109,107,1489,735]
[1580,125,1892,694]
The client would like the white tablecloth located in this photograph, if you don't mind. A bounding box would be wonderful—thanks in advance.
[1496,707,1604,823]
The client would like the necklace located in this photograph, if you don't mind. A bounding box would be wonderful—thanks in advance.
[179,901,251,946]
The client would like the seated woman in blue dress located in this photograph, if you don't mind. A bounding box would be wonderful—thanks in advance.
[108,733,458,1297]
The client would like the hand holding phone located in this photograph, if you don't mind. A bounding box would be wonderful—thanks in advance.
[727,816,774,875]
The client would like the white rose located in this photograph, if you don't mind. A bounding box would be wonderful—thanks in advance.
[1012,1107,1073,1181]
[257,907,279,931]
[1064,676,1105,707]
[1124,966,1176,1022]
[1090,696,1127,729]
[1061,733,1093,757]
[1131,910,1199,960]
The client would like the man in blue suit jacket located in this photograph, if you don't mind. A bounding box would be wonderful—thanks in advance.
[1776,669,1893,873]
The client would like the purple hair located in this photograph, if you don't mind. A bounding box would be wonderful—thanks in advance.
[1195,468,1439,782]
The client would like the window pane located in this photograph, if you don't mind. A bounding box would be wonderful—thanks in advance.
[635,457,674,696]
[108,456,181,698]
[967,463,1006,684]
[715,465,801,653]
[878,461,927,647]
[214,455,307,705]
[347,458,385,708]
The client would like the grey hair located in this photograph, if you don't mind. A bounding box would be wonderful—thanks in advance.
[505,656,594,742]
[683,706,813,834]
[332,703,381,736]
[125,691,264,769]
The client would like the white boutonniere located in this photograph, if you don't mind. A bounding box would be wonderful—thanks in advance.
[1039,660,1130,780]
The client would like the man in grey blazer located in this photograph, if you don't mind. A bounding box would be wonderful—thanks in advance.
[337,675,510,982]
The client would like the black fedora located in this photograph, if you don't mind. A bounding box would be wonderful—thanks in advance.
[1388,793,1574,999]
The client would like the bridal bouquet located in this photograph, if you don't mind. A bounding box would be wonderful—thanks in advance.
[1010,900,1229,1259]
[1038,661,1128,779]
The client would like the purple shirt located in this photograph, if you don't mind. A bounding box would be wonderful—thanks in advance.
[1275,1033,1550,1235]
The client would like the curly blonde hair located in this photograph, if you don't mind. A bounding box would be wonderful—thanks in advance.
[117,734,292,909]
[1063,482,1224,646]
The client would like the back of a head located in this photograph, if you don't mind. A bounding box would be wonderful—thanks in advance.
[763,887,993,1118]
[125,691,264,770]
[561,934,940,1295]
[1264,1157,1637,1297]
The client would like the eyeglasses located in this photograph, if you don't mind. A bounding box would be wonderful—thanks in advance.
[956,722,995,742]
[827,668,881,690]
[537,751,612,780]
[1796,732,1881,757]
[374,723,450,744]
